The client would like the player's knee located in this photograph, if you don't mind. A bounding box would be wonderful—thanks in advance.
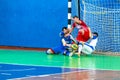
[79,29,84,35]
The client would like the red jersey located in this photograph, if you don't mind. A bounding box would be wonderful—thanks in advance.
[72,20,91,42]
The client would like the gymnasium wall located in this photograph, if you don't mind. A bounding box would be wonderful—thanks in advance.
[0,0,67,48]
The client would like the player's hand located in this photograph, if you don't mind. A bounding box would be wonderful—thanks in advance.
[66,44,72,47]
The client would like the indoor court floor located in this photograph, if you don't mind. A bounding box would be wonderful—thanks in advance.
[0,49,120,80]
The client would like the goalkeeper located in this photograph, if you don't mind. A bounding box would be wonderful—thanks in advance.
[81,32,98,55]
[46,27,77,56]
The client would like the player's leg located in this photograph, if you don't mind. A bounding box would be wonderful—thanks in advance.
[46,45,64,55]
[77,28,91,56]
[81,45,93,55]
[83,27,92,42]
[76,30,85,56]
[77,42,84,56]
[46,48,54,54]
[69,50,77,57]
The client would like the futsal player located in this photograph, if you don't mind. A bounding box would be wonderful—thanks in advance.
[70,16,92,56]
[81,32,98,55]
[46,27,76,56]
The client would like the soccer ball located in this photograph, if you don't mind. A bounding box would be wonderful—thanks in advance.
[71,44,78,50]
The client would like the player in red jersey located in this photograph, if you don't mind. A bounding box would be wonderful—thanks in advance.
[69,16,92,56]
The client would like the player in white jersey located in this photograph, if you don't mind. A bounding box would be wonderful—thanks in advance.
[81,32,98,55]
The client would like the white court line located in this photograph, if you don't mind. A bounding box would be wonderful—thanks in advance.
[8,69,89,80]
[1,73,11,75]
[0,62,120,71]
[0,68,35,72]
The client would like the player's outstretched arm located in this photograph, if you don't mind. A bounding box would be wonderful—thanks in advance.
[61,38,71,47]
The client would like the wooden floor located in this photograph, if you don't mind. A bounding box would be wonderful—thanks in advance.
[19,70,120,80]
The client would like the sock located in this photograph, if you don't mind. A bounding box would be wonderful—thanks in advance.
[78,43,83,54]
[46,50,50,54]
[46,49,53,54]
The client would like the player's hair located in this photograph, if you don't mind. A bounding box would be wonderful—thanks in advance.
[73,15,79,19]
[93,32,98,37]
[62,27,67,31]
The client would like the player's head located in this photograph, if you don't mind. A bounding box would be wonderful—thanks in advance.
[73,15,79,19]
[62,27,69,34]
[62,27,67,31]
[93,32,98,37]
[92,32,98,39]
[72,16,80,24]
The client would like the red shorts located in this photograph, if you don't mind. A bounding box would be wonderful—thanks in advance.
[76,27,91,42]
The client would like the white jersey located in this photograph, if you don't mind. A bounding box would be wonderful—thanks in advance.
[81,37,98,54]
[89,38,98,50]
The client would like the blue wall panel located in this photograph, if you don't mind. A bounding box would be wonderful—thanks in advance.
[0,0,67,48]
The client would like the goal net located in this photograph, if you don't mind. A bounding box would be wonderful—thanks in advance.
[79,0,120,54]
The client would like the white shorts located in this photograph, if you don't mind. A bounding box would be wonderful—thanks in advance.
[81,45,94,54]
